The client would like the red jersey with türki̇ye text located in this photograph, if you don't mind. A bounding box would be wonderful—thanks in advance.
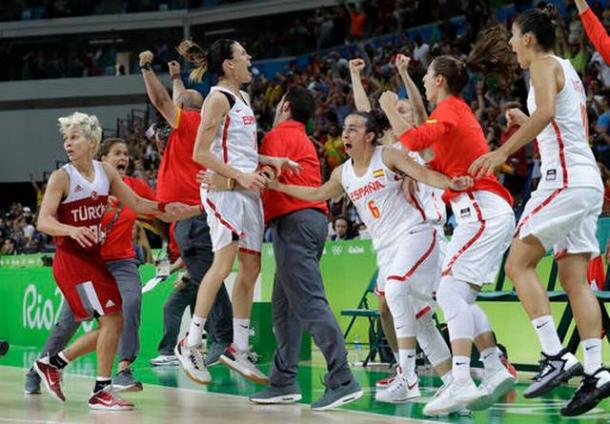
[54,160,109,253]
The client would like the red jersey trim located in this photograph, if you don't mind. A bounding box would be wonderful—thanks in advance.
[222,115,231,163]
[442,193,486,276]
[514,188,563,237]
[206,197,244,237]
[416,305,432,320]
[239,247,261,256]
[388,229,437,282]
[551,119,569,188]
[411,194,427,222]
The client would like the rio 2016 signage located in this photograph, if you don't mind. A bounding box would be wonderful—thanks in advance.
[22,283,94,333]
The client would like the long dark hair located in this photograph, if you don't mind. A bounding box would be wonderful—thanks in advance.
[514,4,559,52]
[431,24,517,95]
[178,38,237,82]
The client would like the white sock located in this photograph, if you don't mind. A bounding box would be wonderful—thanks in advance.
[394,351,400,365]
[440,371,452,385]
[186,315,206,347]
[58,351,70,365]
[400,349,417,382]
[582,338,602,375]
[480,347,503,372]
[452,355,471,382]
[531,315,563,356]
[233,318,250,352]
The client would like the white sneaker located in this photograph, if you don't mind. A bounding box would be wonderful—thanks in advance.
[423,378,480,417]
[375,371,420,403]
[149,354,179,367]
[469,366,516,411]
[174,338,211,384]
[220,344,269,385]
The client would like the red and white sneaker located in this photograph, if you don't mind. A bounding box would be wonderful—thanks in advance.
[500,352,518,383]
[34,358,65,403]
[376,366,398,389]
[220,344,269,385]
[88,386,134,411]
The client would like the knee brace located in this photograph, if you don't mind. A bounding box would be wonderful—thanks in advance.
[470,303,492,338]
[436,276,477,341]
[416,314,451,366]
[385,281,416,338]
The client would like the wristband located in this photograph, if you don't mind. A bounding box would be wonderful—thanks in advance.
[158,201,167,213]
[140,63,153,71]
[171,74,181,80]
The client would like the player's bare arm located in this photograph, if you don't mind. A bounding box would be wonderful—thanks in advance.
[269,164,345,202]
[193,91,266,190]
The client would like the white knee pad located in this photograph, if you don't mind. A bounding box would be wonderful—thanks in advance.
[437,276,477,341]
[470,303,492,338]
[385,281,416,338]
[416,314,451,366]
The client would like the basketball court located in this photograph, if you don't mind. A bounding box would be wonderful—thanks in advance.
[1,345,608,424]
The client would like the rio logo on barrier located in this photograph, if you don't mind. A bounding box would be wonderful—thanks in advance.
[22,284,93,332]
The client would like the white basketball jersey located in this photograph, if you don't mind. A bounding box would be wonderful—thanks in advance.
[527,56,602,191]
[342,146,442,252]
[207,86,258,173]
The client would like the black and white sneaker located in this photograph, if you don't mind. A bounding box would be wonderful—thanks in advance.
[561,368,610,416]
[524,349,583,398]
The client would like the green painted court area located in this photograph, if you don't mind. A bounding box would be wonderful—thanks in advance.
[1,345,609,424]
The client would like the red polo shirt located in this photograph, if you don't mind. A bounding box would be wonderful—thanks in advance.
[157,108,204,205]
[261,120,328,223]
[399,95,512,206]
[101,176,156,261]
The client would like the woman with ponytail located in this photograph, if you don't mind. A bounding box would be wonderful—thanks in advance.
[174,39,299,388]
[379,25,518,416]
[470,6,610,416]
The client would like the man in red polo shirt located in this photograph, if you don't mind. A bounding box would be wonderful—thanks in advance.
[249,86,360,409]
[139,51,232,366]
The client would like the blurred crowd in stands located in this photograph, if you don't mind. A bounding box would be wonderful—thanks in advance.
[3,0,610,253]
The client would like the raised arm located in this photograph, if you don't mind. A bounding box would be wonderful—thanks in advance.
[193,91,266,190]
[168,60,186,105]
[349,58,372,112]
[577,0,610,64]
[269,164,344,202]
[379,90,413,137]
[382,146,471,191]
[36,170,97,248]
[139,51,179,128]
[395,54,427,124]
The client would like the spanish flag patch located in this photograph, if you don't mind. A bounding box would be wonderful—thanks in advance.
[426,119,437,124]
[373,169,385,178]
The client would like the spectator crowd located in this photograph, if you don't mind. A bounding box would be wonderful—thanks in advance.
[3,0,610,254]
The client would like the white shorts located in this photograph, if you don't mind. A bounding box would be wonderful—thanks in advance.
[201,189,264,254]
[516,187,602,258]
[376,225,446,318]
[444,191,515,286]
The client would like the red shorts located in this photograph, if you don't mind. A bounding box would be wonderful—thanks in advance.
[53,248,122,321]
